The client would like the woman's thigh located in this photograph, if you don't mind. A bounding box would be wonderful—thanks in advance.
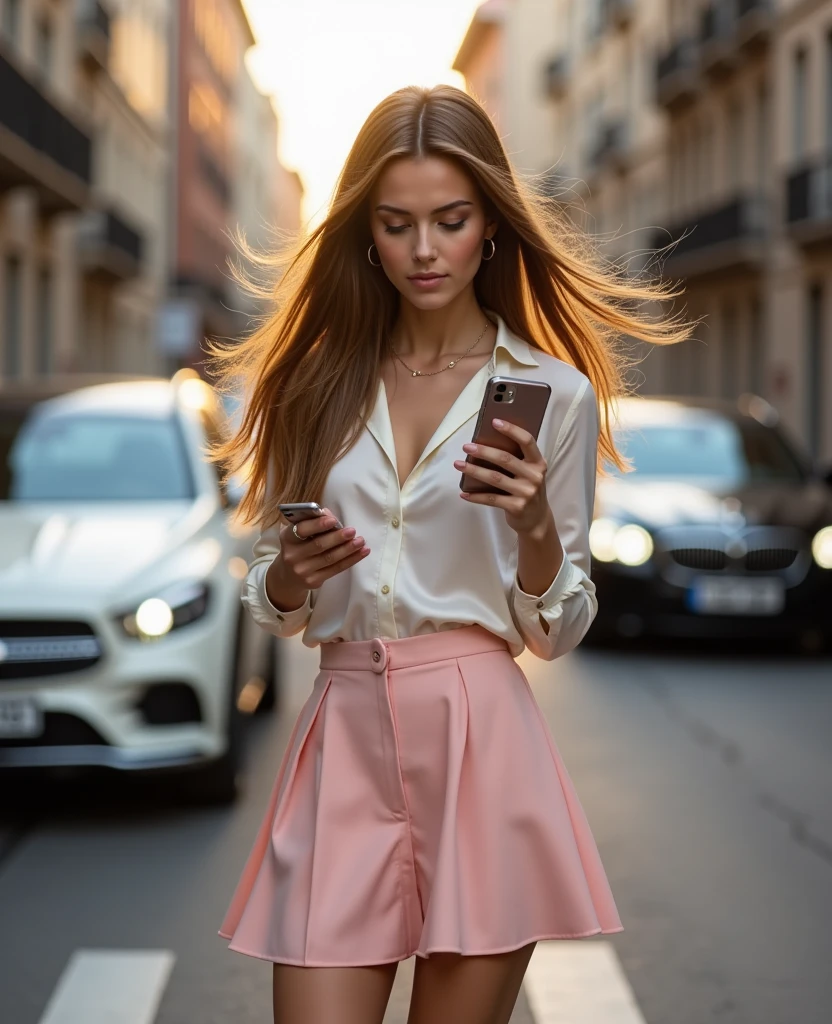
[272,960,400,1024]
[406,942,537,1024]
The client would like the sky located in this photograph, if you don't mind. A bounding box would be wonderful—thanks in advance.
[242,0,484,227]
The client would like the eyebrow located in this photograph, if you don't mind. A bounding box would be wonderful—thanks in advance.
[374,200,474,216]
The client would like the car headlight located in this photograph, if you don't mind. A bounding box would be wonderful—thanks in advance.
[590,518,654,566]
[118,581,211,640]
[812,526,832,569]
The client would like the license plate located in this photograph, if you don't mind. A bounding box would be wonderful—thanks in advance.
[0,697,44,738]
[687,577,785,616]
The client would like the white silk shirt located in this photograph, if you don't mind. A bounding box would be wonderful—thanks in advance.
[241,311,599,661]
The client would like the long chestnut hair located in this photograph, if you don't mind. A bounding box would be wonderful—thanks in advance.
[204,84,694,529]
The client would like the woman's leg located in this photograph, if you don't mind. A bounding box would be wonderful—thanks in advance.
[272,960,400,1024]
[406,941,537,1024]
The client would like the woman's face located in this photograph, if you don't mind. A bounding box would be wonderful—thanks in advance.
[369,155,497,310]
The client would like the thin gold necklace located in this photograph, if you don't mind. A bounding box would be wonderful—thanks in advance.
[391,319,491,377]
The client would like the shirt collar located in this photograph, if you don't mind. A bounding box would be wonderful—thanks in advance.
[484,309,541,371]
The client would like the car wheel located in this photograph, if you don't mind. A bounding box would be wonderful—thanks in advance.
[183,614,245,806]
[255,640,280,715]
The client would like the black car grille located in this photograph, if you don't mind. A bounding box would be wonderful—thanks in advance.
[744,548,799,572]
[666,546,801,573]
[0,620,103,680]
[668,548,728,571]
[0,712,107,748]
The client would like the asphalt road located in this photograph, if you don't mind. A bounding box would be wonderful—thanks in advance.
[1,634,830,1024]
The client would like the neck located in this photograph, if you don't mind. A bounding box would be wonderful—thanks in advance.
[391,293,493,363]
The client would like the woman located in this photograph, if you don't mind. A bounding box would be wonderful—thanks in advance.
[208,84,691,1024]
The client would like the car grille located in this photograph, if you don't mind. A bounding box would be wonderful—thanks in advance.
[744,548,799,572]
[0,620,103,680]
[667,548,728,571]
[666,546,800,572]
[0,712,107,748]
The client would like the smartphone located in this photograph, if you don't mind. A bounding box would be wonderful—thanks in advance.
[460,376,552,495]
[278,502,344,530]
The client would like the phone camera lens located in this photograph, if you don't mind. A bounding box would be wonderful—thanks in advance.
[496,383,507,392]
[494,394,503,402]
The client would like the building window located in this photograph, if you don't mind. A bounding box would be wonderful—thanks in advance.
[793,47,808,161]
[36,267,52,374]
[1,0,20,46]
[756,82,768,191]
[806,283,824,460]
[3,255,22,378]
[35,15,53,83]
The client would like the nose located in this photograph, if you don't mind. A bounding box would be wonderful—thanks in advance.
[413,225,435,263]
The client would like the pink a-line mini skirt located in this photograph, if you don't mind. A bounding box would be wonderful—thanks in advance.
[218,624,623,967]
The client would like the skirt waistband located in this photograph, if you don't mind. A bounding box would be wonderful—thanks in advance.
[318,624,509,674]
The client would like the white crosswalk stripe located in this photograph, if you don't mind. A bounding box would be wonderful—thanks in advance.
[523,940,646,1024]
[37,950,175,1024]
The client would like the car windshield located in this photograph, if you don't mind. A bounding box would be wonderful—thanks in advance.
[608,417,807,484]
[1,408,195,501]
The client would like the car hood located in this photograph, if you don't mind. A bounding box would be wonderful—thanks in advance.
[596,477,832,532]
[0,500,217,600]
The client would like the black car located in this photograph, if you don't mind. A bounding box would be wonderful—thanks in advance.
[584,394,832,650]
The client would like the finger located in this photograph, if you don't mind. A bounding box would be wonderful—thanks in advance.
[298,533,366,574]
[491,418,543,462]
[454,458,525,495]
[306,543,370,588]
[284,511,340,542]
[460,441,540,481]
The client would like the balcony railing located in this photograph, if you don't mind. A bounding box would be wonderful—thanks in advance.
[77,0,111,73]
[78,207,144,281]
[655,38,700,111]
[736,0,773,49]
[785,158,832,246]
[699,2,738,75]
[543,54,570,100]
[650,193,768,278]
[0,49,92,212]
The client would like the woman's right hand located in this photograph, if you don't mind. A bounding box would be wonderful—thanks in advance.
[265,508,370,606]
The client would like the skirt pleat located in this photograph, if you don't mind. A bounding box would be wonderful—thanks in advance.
[218,625,623,966]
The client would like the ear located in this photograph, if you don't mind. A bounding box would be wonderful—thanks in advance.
[485,219,498,240]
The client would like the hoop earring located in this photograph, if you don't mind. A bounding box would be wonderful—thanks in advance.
[367,243,382,267]
[482,237,496,261]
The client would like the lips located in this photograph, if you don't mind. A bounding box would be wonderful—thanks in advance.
[408,274,446,280]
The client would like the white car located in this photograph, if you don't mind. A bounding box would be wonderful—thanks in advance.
[0,371,278,803]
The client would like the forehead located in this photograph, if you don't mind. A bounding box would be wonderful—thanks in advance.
[372,156,479,208]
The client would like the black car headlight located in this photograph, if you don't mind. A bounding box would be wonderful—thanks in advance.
[590,518,654,566]
[117,581,211,640]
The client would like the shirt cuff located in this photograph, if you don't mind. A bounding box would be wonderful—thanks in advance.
[255,559,313,628]
[512,541,584,615]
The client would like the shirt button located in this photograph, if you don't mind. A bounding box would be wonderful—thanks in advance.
[391,517,400,528]
[276,613,285,622]
[536,600,544,609]
[372,650,380,662]
[381,585,390,594]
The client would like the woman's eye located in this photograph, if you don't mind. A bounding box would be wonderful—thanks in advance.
[383,225,408,234]
[441,221,467,231]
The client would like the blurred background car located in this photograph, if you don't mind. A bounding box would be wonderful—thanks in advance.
[584,394,832,651]
[0,371,279,803]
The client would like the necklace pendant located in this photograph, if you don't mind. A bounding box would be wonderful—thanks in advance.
[448,361,455,367]
[412,370,419,377]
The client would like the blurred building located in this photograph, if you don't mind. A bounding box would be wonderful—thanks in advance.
[78,0,172,374]
[456,0,832,465]
[452,0,508,133]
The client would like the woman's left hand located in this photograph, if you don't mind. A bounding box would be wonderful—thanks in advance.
[454,418,554,540]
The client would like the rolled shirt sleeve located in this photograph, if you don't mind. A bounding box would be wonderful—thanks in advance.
[241,514,315,638]
[509,377,599,661]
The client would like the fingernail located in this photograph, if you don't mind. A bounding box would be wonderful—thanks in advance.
[352,537,364,546]
[454,459,464,468]
[492,418,503,427]
[343,526,356,537]
[462,443,476,452]
[361,546,370,555]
